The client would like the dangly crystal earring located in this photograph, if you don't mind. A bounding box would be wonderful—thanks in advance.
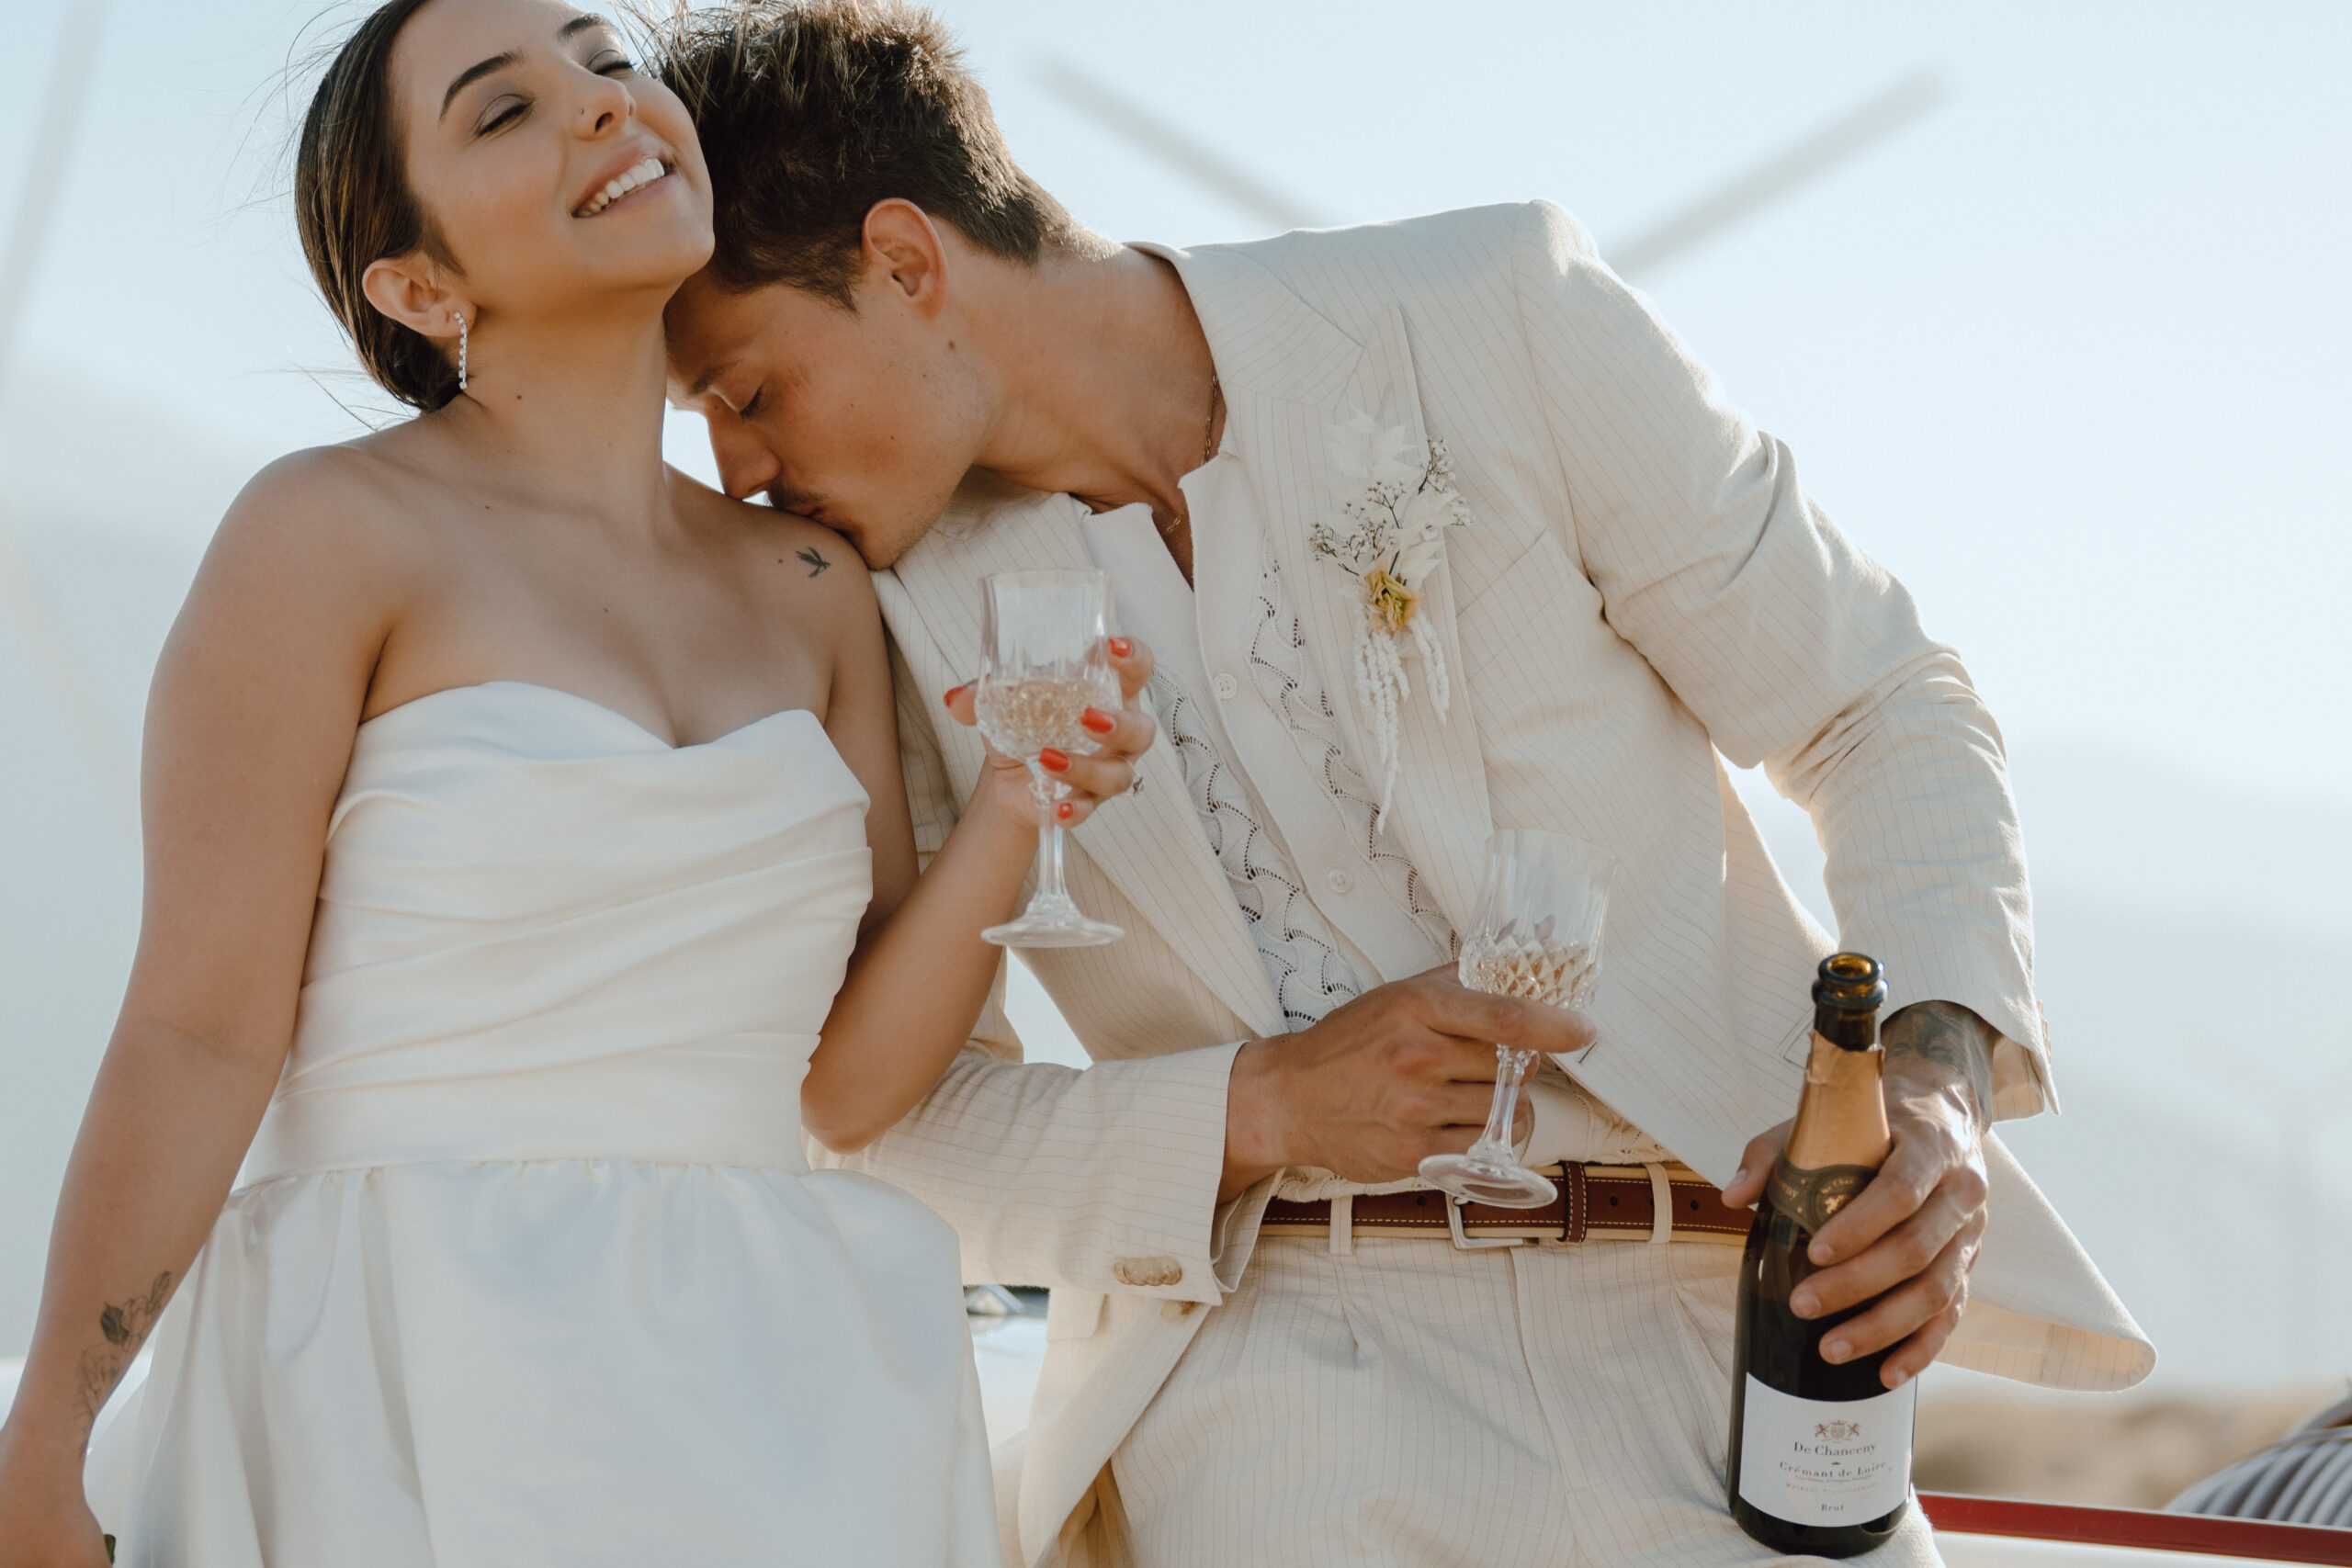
[455,310,469,392]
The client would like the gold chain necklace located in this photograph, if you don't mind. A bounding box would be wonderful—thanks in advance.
[1164,374,1221,537]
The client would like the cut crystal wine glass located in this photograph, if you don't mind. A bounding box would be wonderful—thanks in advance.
[975,570,1125,948]
[1419,828,1615,1208]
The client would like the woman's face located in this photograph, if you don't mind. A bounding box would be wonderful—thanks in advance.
[389,0,712,321]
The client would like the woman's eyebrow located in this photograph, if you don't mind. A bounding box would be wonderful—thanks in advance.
[439,17,614,122]
[441,51,520,121]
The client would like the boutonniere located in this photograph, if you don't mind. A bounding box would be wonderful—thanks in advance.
[1309,410,1472,820]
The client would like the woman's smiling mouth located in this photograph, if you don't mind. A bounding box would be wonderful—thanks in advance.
[574,156,671,218]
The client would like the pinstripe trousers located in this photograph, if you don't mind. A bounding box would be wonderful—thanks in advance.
[1111,1235,1940,1568]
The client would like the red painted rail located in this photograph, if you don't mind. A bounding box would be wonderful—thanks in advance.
[1918,1493,2352,1564]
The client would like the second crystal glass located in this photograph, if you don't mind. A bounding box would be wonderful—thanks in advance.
[975,570,1125,948]
[1419,828,1616,1208]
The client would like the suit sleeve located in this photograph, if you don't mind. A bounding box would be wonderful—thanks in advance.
[1508,199,2050,1118]
[805,623,1242,1303]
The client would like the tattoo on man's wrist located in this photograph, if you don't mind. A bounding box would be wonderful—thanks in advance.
[1882,1000,1997,1128]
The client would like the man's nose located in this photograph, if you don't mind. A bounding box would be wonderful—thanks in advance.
[710,420,782,503]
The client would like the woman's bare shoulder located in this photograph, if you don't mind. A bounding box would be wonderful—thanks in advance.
[669,466,880,629]
[210,439,426,571]
[178,439,433,672]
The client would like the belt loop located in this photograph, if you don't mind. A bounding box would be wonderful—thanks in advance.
[1563,1161,1588,1244]
[1329,1193,1355,1256]
[1645,1162,1674,1244]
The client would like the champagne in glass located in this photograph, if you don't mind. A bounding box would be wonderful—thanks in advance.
[1419,829,1615,1208]
[976,570,1125,948]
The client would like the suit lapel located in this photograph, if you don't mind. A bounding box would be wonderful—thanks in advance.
[885,484,1284,1039]
[1337,306,1494,930]
[1150,244,1496,935]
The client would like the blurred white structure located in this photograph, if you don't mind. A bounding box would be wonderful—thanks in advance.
[3,2,2349,1394]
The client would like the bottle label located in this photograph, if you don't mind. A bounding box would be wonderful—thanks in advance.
[1737,1373,1917,1526]
[1765,1162,1879,1235]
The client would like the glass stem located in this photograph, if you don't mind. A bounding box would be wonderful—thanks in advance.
[1026,764,1074,912]
[1476,1043,1535,1156]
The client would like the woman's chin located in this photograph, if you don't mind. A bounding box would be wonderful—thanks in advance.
[574,202,714,290]
[564,225,716,299]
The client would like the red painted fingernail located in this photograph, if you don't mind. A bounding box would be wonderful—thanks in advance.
[1108,637,1132,658]
[1081,707,1114,734]
[1056,800,1075,820]
[942,682,967,706]
[1039,748,1069,772]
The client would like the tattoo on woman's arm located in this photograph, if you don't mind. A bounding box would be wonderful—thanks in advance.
[1882,1000,1997,1129]
[74,1270,173,1430]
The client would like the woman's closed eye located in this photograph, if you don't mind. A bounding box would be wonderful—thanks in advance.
[472,50,633,136]
[477,95,528,136]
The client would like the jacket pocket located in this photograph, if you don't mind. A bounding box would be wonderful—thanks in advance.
[1454,532,1598,679]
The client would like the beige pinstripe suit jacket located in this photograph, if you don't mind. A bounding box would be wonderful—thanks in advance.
[821,201,2154,1567]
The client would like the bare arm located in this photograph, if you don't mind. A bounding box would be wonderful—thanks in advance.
[0,455,401,1562]
[801,576,1157,1153]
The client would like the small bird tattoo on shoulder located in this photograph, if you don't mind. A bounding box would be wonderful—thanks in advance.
[796,546,831,578]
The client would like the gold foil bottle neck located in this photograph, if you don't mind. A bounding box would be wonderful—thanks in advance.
[1783,1031,1894,1177]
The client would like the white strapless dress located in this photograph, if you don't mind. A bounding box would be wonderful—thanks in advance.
[85,682,1001,1567]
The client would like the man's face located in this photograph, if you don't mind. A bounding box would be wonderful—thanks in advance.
[664,269,982,568]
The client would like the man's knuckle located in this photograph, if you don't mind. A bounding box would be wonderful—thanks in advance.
[1389,1038,1439,1077]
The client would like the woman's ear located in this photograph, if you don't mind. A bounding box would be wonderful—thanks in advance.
[360,253,469,343]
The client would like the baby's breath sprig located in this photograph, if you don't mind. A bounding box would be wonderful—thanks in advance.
[1309,413,1472,822]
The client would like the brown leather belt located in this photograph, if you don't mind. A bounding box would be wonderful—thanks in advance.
[1259,1163,1752,1250]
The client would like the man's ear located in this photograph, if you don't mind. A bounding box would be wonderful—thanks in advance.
[361,253,471,344]
[860,198,950,321]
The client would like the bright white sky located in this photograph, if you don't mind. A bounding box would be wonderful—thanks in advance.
[2,1,2348,1377]
[8,0,2348,806]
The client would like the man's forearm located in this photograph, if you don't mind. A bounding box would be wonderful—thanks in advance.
[1881,999,1997,1134]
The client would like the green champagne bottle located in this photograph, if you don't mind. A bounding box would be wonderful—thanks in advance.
[1726,953,1914,1557]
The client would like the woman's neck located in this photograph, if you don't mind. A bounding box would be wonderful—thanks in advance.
[433,297,676,533]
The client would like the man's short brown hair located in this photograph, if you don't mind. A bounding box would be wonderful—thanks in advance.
[651,0,1085,304]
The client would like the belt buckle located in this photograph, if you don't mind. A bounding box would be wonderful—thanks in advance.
[1445,1195,1530,1252]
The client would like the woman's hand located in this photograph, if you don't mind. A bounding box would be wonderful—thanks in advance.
[944,637,1159,831]
[0,1429,112,1568]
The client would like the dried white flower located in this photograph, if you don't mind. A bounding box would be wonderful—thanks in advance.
[1310,410,1472,822]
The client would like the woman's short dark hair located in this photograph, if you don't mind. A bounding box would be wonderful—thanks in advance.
[295,0,464,412]
[649,0,1084,305]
